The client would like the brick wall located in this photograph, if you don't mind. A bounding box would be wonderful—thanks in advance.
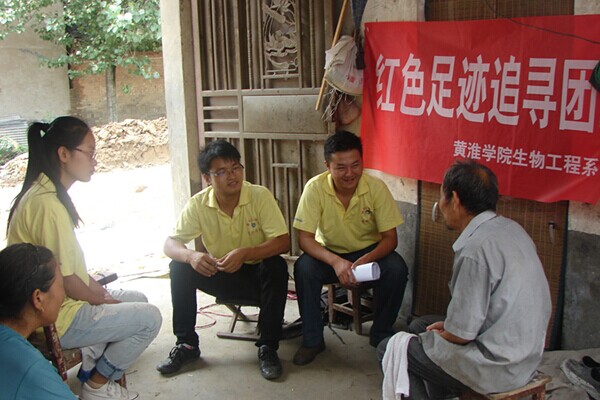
[70,52,166,126]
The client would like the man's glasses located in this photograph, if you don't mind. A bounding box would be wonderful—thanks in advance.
[208,164,244,178]
[72,147,97,160]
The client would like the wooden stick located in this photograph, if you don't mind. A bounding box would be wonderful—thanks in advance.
[315,0,350,111]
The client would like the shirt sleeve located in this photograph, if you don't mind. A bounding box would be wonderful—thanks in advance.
[257,188,288,239]
[170,196,203,244]
[443,255,491,341]
[372,179,404,233]
[293,181,321,234]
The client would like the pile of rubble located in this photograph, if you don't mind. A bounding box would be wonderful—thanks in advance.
[94,118,169,172]
[0,118,169,187]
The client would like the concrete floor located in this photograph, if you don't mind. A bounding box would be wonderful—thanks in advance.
[61,274,600,400]
[66,276,384,400]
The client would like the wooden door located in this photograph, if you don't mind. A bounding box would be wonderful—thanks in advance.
[191,0,338,254]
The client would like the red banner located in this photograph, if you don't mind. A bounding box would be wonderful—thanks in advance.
[361,15,600,203]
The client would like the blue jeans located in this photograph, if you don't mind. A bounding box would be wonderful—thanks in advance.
[294,243,408,347]
[60,289,162,380]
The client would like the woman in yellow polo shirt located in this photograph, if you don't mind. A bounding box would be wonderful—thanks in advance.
[7,116,161,400]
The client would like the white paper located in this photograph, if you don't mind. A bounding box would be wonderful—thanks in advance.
[352,262,381,282]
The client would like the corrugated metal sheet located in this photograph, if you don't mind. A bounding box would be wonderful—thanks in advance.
[0,116,29,147]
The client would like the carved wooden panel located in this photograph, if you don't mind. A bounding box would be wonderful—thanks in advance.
[191,0,335,254]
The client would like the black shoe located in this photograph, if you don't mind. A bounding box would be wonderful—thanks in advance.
[292,341,326,366]
[156,344,200,375]
[370,335,384,348]
[258,345,282,380]
[583,356,600,369]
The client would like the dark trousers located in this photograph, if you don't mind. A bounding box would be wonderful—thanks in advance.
[294,243,408,347]
[169,256,288,350]
[378,315,469,399]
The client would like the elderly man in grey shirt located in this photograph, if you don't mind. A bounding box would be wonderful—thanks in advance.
[381,159,551,398]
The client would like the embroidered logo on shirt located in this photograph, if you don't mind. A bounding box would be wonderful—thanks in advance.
[361,207,374,223]
[247,219,260,234]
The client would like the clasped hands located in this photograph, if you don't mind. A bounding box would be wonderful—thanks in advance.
[426,321,445,334]
[424,320,469,345]
[189,248,248,277]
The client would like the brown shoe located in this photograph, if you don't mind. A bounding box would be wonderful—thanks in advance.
[293,341,326,366]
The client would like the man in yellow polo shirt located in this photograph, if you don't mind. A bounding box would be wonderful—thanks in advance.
[156,140,290,380]
[292,130,408,365]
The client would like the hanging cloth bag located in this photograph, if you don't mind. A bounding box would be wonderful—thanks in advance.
[324,35,363,96]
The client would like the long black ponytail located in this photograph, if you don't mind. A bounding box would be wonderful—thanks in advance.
[7,116,91,231]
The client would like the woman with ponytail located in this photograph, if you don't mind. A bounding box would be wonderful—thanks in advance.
[0,243,76,399]
[7,117,162,400]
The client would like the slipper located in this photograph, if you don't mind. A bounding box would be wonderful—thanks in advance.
[561,359,600,399]
[583,356,600,369]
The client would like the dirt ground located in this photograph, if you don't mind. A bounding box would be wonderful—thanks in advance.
[0,118,174,277]
[0,118,169,186]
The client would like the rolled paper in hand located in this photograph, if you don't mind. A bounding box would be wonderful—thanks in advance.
[352,262,381,282]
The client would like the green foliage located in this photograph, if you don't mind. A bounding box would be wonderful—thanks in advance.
[0,137,26,167]
[0,0,162,80]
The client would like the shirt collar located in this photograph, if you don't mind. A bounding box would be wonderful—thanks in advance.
[206,182,249,209]
[324,172,369,197]
[325,173,336,196]
[452,210,497,252]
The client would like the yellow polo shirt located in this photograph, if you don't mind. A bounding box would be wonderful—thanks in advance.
[293,172,403,254]
[7,174,87,337]
[171,181,288,264]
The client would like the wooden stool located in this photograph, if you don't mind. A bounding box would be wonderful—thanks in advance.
[327,282,376,335]
[215,298,261,341]
[214,298,303,341]
[459,374,551,400]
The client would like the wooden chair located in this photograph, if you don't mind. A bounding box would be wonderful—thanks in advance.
[28,323,82,381]
[28,322,126,387]
[29,271,126,387]
[327,281,377,335]
[459,374,552,400]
